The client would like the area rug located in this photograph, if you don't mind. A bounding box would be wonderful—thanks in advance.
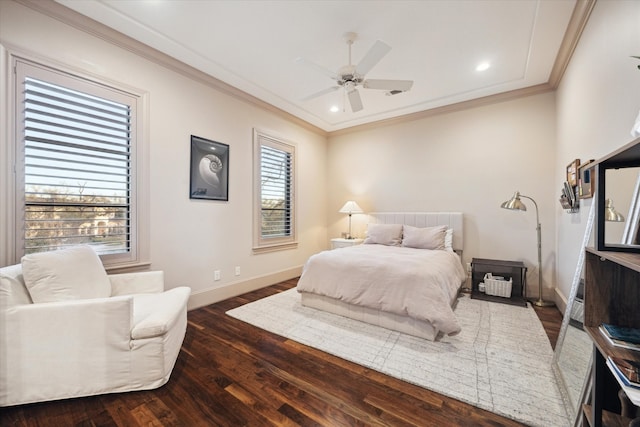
[226,289,569,427]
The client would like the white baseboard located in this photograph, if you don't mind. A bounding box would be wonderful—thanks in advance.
[554,287,568,315]
[187,265,303,310]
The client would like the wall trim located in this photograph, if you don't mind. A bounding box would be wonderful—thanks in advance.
[187,266,302,311]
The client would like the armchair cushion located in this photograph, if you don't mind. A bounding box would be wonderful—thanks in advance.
[21,246,111,303]
[0,264,32,307]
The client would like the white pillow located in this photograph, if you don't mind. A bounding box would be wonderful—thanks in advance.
[363,223,403,246]
[21,246,111,303]
[445,227,454,251]
[402,225,447,250]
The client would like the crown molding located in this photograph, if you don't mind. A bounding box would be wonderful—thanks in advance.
[328,83,555,137]
[13,0,593,138]
[14,0,328,137]
[548,0,597,88]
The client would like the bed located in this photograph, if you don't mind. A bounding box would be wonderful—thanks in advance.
[296,212,466,341]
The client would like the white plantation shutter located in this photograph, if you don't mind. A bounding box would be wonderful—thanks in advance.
[260,144,292,237]
[16,60,139,263]
[253,130,297,252]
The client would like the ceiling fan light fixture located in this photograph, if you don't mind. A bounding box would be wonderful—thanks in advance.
[298,32,413,112]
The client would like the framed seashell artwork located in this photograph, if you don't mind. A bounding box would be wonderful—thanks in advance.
[190,135,229,201]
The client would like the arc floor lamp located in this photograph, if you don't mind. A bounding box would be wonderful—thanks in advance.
[500,191,554,307]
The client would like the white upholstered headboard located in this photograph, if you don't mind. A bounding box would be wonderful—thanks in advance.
[367,212,464,252]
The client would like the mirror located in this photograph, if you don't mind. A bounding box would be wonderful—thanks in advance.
[596,136,640,252]
[604,167,639,245]
[552,202,594,425]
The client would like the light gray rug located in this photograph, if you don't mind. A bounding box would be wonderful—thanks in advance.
[226,289,569,427]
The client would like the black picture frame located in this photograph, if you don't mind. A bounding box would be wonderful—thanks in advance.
[189,135,229,201]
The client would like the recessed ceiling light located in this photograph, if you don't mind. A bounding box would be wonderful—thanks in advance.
[330,105,340,113]
[476,62,490,72]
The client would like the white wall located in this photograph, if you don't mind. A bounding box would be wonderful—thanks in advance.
[328,93,558,299]
[555,0,640,309]
[0,0,328,307]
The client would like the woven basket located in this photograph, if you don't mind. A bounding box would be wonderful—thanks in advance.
[483,273,512,298]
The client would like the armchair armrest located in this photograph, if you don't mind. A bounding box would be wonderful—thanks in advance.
[109,271,164,296]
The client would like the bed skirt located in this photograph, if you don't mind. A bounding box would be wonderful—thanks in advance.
[299,292,438,341]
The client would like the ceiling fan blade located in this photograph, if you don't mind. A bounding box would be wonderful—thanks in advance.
[295,57,338,80]
[355,40,391,76]
[301,86,340,101]
[363,79,414,92]
[347,88,363,112]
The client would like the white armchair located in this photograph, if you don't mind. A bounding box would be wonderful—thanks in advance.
[0,246,191,407]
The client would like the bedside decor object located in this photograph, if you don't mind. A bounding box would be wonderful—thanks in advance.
[190,135,229,201]
[483,273,513,298]
[338,200,363,239]
[500,191,553,307]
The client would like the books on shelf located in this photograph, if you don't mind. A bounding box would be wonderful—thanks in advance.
[602,323,640,344]
[608,356,640,407]
[599,324,640,350]
[608,356,640,389]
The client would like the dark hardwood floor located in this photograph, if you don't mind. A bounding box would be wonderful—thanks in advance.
[1,279,564,427]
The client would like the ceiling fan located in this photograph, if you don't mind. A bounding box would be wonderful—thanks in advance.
[297,32,413,113]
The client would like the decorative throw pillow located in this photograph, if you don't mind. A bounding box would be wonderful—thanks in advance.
[363,223,403,246]
[21,246,111,303]
[402,225,447,250]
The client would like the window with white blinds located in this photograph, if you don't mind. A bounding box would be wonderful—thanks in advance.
[253,130,297,252]
[16,60,140,264]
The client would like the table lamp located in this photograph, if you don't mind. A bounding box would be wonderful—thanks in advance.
[339,201,363,239]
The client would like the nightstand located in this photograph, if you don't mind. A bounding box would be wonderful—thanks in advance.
[330,238,364,249]
[470,258,527,307]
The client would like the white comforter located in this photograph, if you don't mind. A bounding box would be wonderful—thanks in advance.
[296,244,467,336]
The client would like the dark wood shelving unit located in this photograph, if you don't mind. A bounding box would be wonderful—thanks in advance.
[582,248,640,427]
[582,137,640,427]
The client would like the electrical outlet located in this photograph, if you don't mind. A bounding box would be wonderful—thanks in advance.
[214,270,221,281]
[235,266,241,276]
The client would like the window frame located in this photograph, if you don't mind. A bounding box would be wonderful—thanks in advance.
[252,129,297,253]
[11,57,149,269]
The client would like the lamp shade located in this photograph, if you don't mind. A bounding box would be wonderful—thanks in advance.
[500,192,527,211]
[605,198,625,222]
[339,201,363,214]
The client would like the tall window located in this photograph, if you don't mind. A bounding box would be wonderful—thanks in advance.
[15,60,143,266]
[253,129,296,252]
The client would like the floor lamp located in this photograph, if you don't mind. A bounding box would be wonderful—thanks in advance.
[500,191,554,307]
[339,201,363,239]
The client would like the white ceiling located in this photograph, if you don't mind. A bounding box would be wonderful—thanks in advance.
[56,0,578,132]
